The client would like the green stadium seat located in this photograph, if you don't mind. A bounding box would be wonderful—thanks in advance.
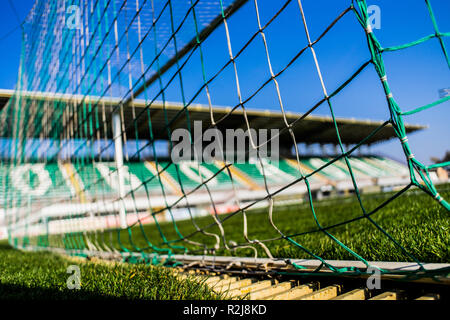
[232,158,302,186]
[368,156,409,176]
[127,162,164,193]
[73,162,114,197]
[301,158,350,180]
[0,163,74,208]
[0,156,413,206]
[159,161,239,192]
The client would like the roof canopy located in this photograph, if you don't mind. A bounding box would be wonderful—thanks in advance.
[0,89,425,147]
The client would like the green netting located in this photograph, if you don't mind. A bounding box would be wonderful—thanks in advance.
[0,0,449,280]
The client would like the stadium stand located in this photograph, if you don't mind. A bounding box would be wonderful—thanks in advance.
[0,94,438,234]
[0,155,425,201]
[0,86,448,241]
[2,89,447,239]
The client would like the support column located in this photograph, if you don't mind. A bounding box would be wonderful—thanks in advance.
[112,111,127,229]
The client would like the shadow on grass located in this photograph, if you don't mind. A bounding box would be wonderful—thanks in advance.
[0,283,124,300]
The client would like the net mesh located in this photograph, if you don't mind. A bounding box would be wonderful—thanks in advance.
[1,0,449,277]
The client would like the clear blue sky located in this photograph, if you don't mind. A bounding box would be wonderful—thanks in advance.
[0,0,448,164]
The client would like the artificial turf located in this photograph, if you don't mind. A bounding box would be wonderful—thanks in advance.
[107,184,450,263]
[2,184,448,300]
[0,242,220,300]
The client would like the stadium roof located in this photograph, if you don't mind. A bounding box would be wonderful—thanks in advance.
[0,89,426,146]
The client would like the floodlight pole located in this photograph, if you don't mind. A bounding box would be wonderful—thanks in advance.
[112,110,127,229]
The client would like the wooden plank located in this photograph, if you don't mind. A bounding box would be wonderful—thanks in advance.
[266,282,318,300]
[369,291,402,300]
[209,277,239,288]
[249,282,294,300]
[415,293,440,300]
[298,285,341,300]
[228,280,276,298]
[205,275,228,285]
[331,288,368,300]
[214,279,256,293]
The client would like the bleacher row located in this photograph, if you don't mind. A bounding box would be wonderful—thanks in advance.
[0,156,417,203]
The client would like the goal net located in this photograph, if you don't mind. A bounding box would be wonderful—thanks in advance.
[1,0,449,277]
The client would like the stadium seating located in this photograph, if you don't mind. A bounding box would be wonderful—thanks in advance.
[0,163,72,202]
[0,156,416,204]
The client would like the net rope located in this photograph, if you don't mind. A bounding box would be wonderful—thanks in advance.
[1,0,449,277]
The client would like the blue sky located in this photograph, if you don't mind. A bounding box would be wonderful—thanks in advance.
[0,0,36,89]
[0,0,449,165]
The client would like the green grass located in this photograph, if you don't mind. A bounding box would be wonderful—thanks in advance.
[105,184,450,263]
[3,185,448,300]
[22,184,450,265]
[0,242,220,300]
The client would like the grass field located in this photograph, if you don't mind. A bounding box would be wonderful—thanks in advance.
[107,184,450,263]
[0,242,220,300]
[2,184,448,300]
